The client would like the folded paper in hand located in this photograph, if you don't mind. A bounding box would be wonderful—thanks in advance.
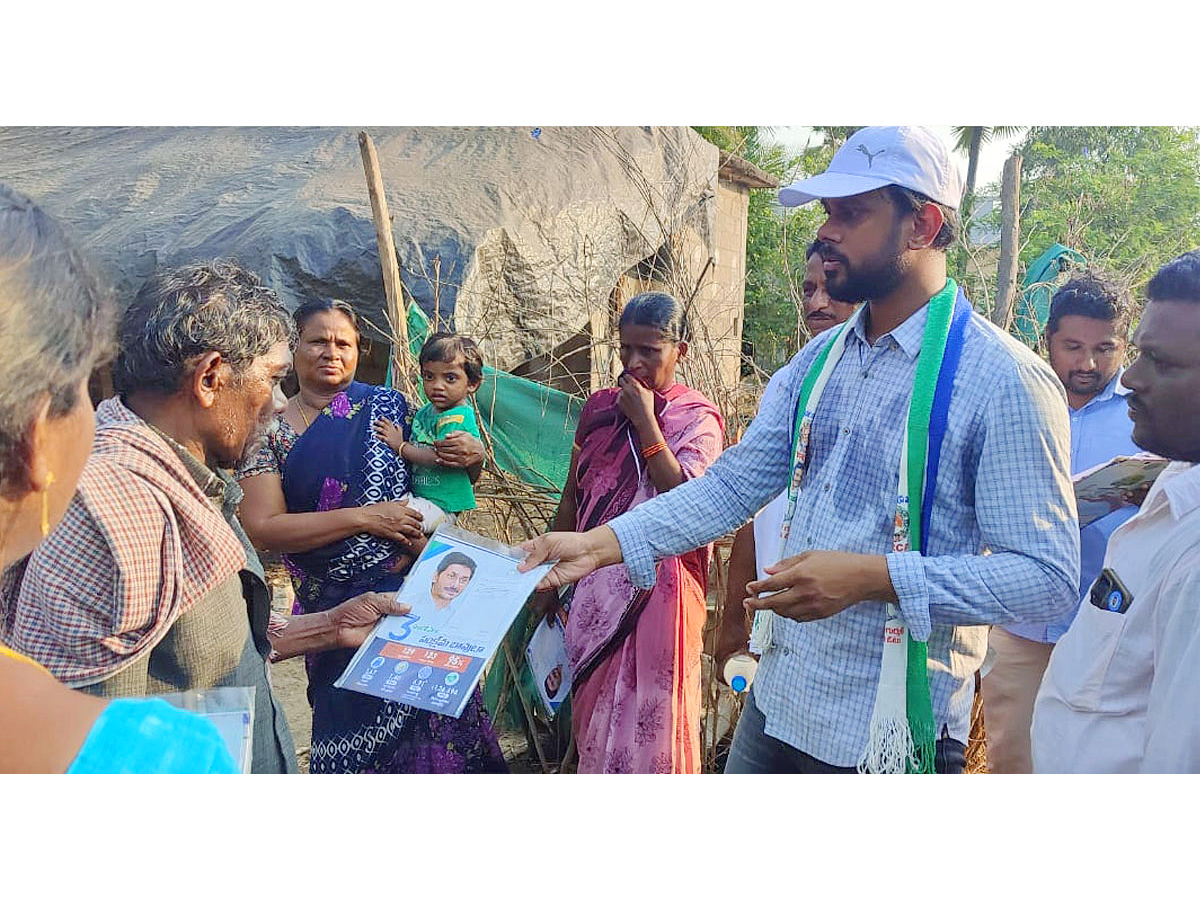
[1072,453,1168,527]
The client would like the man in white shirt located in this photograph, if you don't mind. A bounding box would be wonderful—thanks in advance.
[1032,250,1200,773]
[982,273,1139,772]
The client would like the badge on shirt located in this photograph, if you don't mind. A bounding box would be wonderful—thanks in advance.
[1088,567,1134,614]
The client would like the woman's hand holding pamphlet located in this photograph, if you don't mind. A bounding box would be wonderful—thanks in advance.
[335,524,554,718]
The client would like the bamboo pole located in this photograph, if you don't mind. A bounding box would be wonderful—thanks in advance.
[560,734,576,773]
[358,130,417,396]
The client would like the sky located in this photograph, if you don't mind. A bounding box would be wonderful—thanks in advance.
[773,126,1027,194]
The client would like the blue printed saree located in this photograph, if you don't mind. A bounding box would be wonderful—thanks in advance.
[259,380,506,774]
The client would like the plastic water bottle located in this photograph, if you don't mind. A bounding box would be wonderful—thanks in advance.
[722,653,758,693]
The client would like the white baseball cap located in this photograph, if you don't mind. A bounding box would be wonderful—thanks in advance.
[778,126,964,210]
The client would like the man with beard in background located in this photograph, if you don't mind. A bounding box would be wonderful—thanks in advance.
[1033,250,1200,772]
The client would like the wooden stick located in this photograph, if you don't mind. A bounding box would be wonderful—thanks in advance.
[992,153,1023,331]
[433,255,442,332]
[504,643,549,772]
[358,131,416,396]
[560,733,576,773]
[492,665,514,735]
[687,255,715,304]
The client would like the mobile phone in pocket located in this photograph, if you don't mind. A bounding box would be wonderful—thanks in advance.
[1088,567,1134,614]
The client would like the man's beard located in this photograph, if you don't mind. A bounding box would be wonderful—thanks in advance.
[1064,371,1106,399]
[817,224,907,305]
[828,254,906,304]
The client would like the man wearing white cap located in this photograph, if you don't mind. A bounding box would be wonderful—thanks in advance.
[520,126,1079,774]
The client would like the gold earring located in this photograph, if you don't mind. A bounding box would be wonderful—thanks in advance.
[40,471,55,537]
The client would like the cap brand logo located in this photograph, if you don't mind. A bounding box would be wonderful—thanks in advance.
[856,144,885,168]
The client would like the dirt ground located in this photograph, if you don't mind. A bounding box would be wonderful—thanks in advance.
[271,655,313,772]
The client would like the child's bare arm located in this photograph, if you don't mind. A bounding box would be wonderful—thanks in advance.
[373,418,407,454]
[401,441,441,467]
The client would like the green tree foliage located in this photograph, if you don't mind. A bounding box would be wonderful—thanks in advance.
[693,127,835,373]
[690,127,1200,372]
[811,126,863,152]
[1017,127,1200,292]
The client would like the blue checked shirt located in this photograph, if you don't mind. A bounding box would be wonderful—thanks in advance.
[608,299,1080,766]
[1006,369,1140,644]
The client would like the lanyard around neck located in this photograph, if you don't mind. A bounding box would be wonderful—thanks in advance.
[780,278,960,553]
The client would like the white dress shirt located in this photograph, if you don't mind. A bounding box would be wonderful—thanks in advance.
[1032,462,1200,773]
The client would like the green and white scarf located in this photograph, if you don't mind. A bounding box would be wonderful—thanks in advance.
[749,279,962,774]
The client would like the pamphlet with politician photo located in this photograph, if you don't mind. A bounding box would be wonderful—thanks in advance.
[525,584,574,719]
[335,524,553,718]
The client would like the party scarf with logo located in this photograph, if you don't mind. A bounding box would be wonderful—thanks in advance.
[749,278,971,774]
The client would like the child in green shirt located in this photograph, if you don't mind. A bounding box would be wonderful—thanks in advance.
[374,332,483,532]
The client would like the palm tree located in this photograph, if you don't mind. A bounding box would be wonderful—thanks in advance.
[813,126,863,153]
[951,126,1024,215]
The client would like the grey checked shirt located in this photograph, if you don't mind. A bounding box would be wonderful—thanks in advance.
[608,299,1080,766]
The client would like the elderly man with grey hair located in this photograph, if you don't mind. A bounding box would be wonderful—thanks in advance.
[2,261,407,773]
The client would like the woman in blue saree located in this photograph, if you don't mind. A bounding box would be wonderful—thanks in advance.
[239,299,506,774]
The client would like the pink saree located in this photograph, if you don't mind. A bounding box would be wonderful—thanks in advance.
[565,382,723,774]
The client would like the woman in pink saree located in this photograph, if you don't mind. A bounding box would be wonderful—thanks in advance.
[537,292,723,773]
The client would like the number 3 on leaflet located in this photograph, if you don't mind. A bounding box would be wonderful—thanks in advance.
[386,613,419,642]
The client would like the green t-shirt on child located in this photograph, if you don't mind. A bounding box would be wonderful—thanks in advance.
[409,402,479,513]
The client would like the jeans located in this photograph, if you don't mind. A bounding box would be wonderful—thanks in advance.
[724,687,966,774]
